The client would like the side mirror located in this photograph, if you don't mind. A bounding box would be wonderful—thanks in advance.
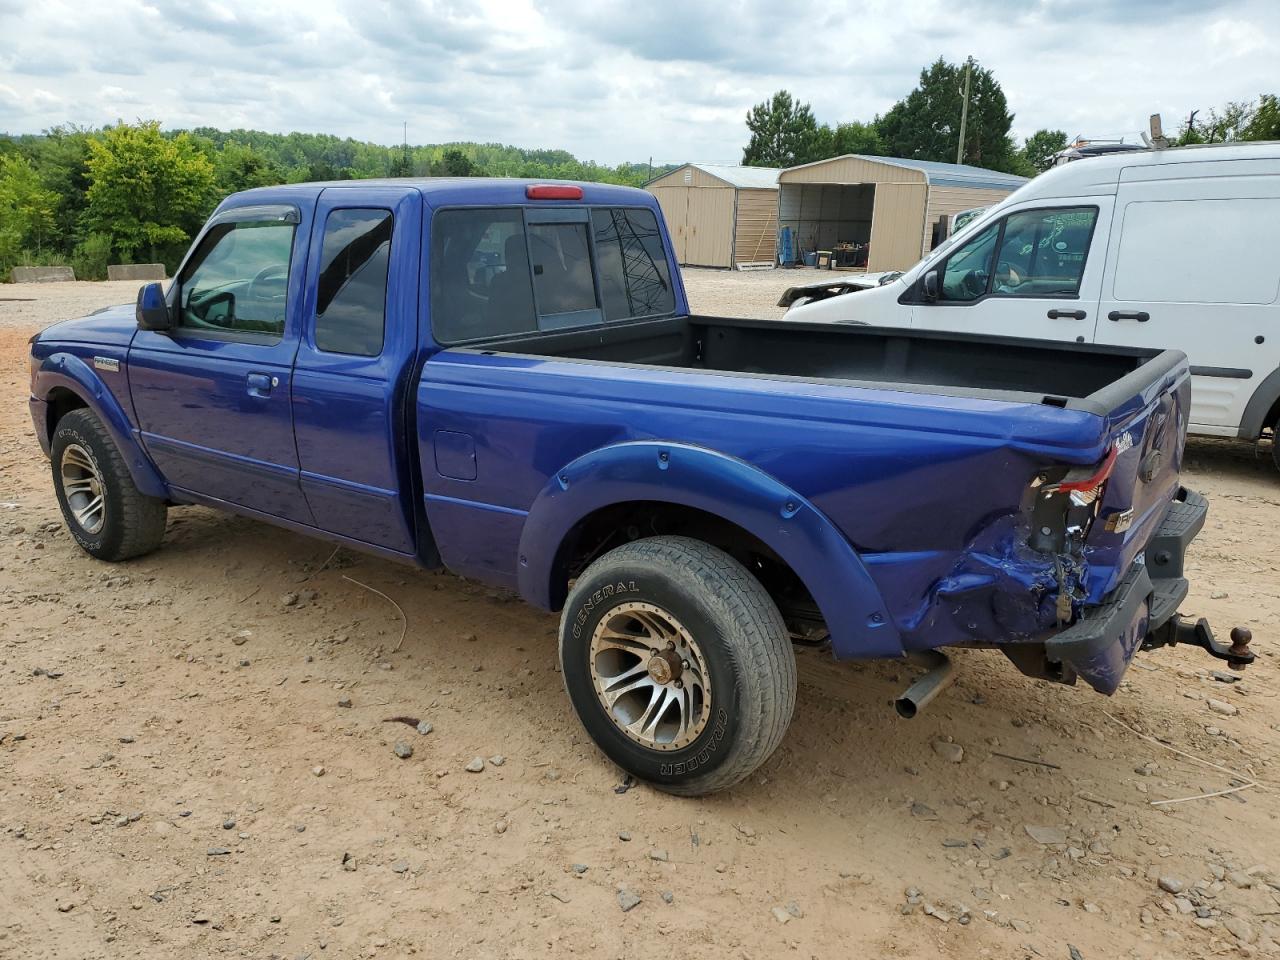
[922,270,940,302]
[136,282,172,331]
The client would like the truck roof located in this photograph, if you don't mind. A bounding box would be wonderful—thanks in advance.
[223,177,657,209]
[1013,140,1280,203]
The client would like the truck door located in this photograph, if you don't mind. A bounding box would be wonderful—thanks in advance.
[1092,164,1280,435]
[290,187,421,555]
[128,203,314,524]
[909,198,1111,342]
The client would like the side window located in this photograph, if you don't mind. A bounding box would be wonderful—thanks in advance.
[991,207,1097,298]
[315,209,393,357]
[431,209,536,344]
[940,223,998,302]
[527,221,599,328]
[592,207,676,321]
[179,221,295,338]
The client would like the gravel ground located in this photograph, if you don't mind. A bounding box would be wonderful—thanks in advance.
[2,279,1280,959]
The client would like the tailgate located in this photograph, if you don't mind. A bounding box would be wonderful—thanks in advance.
[1079,350,1192,602]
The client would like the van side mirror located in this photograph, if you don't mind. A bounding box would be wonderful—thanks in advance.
[136,282,172,331]
[922,270,940,302]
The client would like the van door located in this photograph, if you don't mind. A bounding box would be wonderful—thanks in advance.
[909,197,1111,342]
[1092,163,1280,435]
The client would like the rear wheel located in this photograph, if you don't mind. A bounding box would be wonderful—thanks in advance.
[51,409,167,562]
[559,536,796,796]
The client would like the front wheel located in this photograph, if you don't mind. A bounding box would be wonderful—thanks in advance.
[51,408,167,562]
[559,536,796,796]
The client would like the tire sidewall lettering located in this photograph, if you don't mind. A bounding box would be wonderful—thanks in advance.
[570,580,636,640]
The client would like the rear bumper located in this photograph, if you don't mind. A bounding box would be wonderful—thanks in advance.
[1046,487,1206,694]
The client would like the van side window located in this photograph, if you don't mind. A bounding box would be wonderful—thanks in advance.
[315,209,393,356]
[990,207,1097,299]
[431,209,537,344]
[592,208,676,321]
[940,223,998,301]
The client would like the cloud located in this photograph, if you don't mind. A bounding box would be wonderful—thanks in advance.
[0,0,1276,165]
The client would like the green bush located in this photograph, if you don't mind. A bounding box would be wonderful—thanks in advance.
[72,232,113,281]
[18,249,69,266]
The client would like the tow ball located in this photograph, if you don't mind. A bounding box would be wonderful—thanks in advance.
[1142,617,1255,671]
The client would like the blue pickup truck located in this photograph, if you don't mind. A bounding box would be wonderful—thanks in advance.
[27,178,1252,795]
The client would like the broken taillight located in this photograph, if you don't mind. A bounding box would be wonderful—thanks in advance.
[1046,445,1117,506]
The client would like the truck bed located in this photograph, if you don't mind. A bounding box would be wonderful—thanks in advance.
[463,315,1176,414]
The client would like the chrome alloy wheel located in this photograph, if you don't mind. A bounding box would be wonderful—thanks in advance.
[60,442,106,535]
[588,601,712,751]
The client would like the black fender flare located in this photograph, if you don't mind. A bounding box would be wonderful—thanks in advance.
[1238,367,1280,441]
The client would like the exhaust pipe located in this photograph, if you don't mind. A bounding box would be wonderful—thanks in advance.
[895,650,955,719]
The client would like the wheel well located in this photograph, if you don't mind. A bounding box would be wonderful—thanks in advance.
[551,501,825,639]
[1264,394,1280,438]
[46,387,88,439]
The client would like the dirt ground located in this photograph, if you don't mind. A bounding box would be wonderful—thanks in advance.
[2,272,1279,960]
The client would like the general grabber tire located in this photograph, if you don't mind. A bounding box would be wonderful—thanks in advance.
[559,536,797,796]
[50,408,167,562]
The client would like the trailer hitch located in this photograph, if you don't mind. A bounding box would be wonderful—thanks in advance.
[1142,617,1255,671]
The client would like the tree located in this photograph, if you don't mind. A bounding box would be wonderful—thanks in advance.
[1243,94,1280,140]
[1020,129,1068,173]
[388,144,414,177]
[742,90,823,167]
[1176,101,1254,145]
[877,58,1021,172]
[808,119,886,161]
[25,125,94,252]
[0,154,59,272]
[214,141,284,193]
[431,148,483,177]
[1177,94,1280,145]
[85,122,216,262]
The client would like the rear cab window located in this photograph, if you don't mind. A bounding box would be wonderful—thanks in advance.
[430,204,676,344]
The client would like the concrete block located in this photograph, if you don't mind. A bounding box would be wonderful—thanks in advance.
[11,265,76,283]
[107,263,167,281]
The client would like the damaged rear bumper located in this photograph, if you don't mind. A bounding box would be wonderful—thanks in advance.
[1045,488,1241,694]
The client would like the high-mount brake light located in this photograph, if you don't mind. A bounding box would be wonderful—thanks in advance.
[526,184,583,200]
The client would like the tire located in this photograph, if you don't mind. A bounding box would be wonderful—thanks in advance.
[50,408,167,562]
[559,536,796,796]
[1273,417,1280,474]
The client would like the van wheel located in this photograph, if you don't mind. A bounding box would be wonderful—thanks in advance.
[51,409,167,562]
[1273,417,1280,474]
[559,536,796,796]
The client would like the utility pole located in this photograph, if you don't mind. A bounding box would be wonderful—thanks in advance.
[956,56,972,165]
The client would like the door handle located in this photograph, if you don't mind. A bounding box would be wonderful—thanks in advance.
[1108,310,1150,322]
[246,373,277,397]
[1047,309,1087,320]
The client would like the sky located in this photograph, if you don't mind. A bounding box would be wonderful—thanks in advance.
[0,0,1276,167]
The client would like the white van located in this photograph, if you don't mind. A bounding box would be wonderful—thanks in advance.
[784,143,1280,467]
